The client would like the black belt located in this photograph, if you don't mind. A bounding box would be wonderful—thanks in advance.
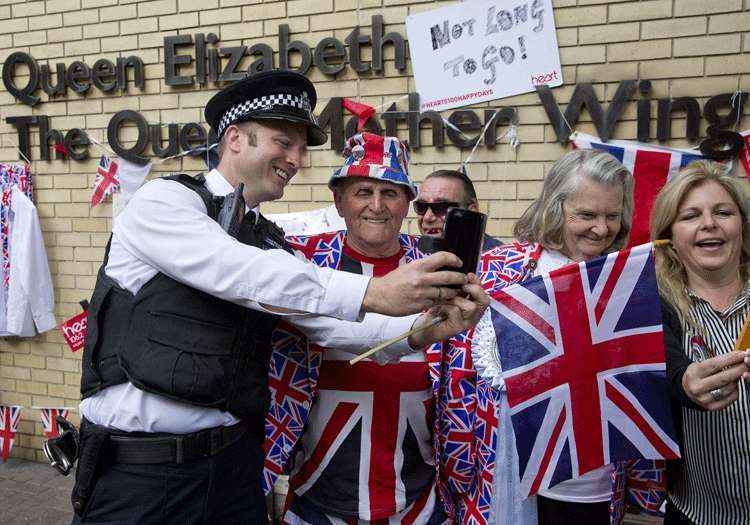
[88,420,250,464]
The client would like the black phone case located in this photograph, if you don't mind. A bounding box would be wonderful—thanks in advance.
[440,208,487,275]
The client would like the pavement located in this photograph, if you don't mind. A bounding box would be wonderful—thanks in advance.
[0,458,662,525]
[0,459,74,524]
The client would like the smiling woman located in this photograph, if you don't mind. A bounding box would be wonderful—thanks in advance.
[650,160,750,525]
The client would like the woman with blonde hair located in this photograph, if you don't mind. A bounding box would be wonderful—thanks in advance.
[651,159,750,524]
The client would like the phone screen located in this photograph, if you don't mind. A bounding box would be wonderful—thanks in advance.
[441,208,487,274]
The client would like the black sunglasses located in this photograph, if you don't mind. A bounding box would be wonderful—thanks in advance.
[413,200,461,216]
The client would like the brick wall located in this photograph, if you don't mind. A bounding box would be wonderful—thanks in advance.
[0,0,748,461]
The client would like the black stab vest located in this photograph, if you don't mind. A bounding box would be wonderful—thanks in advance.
[79,174,292,420]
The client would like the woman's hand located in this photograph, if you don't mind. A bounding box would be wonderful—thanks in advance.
[682,350,750,410]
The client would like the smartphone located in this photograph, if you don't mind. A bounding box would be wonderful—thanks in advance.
[441,207,487,275]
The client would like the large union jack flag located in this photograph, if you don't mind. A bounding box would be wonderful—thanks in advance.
[572,132,705,246]
[0,405,21,462]
[40,408,69,439]
[490,243,680,497]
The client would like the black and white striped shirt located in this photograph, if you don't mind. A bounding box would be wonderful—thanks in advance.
[669,287,750,525]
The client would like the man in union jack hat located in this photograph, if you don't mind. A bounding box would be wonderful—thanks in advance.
[264,132,486,524]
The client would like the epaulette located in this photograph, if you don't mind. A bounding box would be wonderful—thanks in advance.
[162,173,223,220]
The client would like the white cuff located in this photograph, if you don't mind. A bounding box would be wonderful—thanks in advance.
[34,311,58,334]
[372,314,421,364]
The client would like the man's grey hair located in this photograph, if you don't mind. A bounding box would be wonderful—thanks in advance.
[513,148,634,253]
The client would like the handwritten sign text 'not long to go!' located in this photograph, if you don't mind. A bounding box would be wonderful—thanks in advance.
[406,0,563,112]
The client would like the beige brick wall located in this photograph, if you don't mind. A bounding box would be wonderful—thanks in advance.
[0,0,749,461]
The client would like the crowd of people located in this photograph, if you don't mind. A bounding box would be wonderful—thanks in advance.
[69,70,749,525]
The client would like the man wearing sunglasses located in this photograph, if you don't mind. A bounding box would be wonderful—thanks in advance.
[415,169,502,251]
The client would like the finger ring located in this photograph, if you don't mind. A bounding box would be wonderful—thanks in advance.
[437,287,442,302]
[710,388,724,401]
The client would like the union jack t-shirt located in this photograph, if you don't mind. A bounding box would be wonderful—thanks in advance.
[285,234,438,522]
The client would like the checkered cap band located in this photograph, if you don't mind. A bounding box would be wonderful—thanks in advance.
[217,92,314,137]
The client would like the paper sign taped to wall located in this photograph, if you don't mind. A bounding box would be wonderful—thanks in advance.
[406,0,563,112]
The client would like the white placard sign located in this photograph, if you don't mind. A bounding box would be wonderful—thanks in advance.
[406,0,562,112]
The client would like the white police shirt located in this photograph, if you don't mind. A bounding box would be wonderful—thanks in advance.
[80,169,416,434]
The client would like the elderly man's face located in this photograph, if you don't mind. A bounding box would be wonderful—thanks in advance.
[561,178,623,262]
[334,178,410,257]
[415,176,476,237]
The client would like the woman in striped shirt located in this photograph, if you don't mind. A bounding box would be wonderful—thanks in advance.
[651,160,750,525]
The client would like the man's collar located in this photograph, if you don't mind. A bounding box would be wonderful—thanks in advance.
[205,169,235,197]
[206,169,260,220]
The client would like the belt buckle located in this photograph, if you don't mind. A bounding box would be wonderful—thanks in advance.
[186,430,211,461]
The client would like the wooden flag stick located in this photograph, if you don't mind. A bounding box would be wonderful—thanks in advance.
[349,316,443,365]
[735,312,750,351]
[653,239,671,247]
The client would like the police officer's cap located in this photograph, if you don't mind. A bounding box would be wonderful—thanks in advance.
[205,70,327,146]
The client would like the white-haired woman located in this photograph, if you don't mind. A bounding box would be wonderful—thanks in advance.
[465,148,661,525]
[651,160,750,524]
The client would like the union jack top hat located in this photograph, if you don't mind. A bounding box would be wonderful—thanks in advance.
[329,133,417,200]
[205,70,327,146]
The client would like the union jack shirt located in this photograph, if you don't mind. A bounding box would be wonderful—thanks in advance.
[448,241,668,525]
[265,231,445,522]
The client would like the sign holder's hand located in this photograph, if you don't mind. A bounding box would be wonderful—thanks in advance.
[682,350,750,410]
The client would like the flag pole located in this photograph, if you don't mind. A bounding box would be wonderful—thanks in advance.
[349,316,442,365]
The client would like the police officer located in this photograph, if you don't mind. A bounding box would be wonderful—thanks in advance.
[71,71,487,523]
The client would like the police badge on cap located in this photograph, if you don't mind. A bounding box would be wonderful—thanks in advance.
[205,70,327,146]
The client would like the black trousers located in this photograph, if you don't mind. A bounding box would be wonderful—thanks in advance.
[70,429,266,524]
[537,495,610,525]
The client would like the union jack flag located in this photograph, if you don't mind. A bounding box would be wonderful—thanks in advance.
[491,243,680,497]
[91,155,120,207]
[0,405,21,462]
[39,408,69,438]
[572,131,705,246]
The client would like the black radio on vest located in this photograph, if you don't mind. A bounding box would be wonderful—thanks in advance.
[217,182,245,238]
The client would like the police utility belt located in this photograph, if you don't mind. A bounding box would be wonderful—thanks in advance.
[84,418,249,464]
[70,419,252,515]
